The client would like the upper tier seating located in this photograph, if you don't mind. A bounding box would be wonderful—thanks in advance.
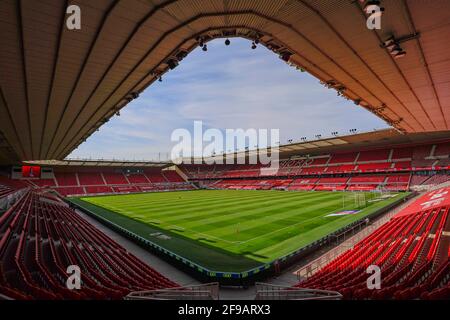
[145,172,167,183]
[357,149,390,162]
[29,179,56,187]
[413,145,433,160]
[294,194,450,299]
[308,157,330,166]
[78,173,105,186]
[434,143,450,157]
[391,147,413,160]
[412,159,437,168]
[0,191,178,299]
[55,173,78,186]
[30,171,195,197]
[328,153,358,164]
[126,174,149,184]
[181,142,449,182]
[326,165,356,173]
[102,173,128,185]
[162,171,185,182]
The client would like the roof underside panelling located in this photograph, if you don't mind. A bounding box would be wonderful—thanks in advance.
[0,0,449,164]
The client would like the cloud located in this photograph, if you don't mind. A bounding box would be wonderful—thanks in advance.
[68,38,389,160]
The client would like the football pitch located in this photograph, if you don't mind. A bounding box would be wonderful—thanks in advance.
[70,190,408,272]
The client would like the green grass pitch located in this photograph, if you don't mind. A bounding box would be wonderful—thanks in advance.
[70,190,408,272]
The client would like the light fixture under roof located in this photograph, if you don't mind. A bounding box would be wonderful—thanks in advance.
[394,51,407,59]
[382,36,407,59]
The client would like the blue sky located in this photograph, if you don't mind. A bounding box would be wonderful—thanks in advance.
[68,38,390,161]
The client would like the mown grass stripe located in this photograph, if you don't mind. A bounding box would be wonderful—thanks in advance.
[77,190,408,267]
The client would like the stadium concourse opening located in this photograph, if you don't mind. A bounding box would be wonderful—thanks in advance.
[0,0,450,304]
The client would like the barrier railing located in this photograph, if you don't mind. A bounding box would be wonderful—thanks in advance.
[255,283,342,300]
[125,283,219,300]
[0,293,13,300]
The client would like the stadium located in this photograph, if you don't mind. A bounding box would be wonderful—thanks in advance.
[0,0,449,305]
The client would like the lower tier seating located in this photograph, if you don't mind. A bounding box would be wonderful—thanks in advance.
[0,191,178,299]
[294,199,450,299]
[0,185,15,199]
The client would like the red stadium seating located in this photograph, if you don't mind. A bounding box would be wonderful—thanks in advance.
[393,161,411,169]
[357,149,390,162]
[328,152,358,164]
[112,185,138,193]
[435,158,450,168]
[349,176,386,184]
[434,142,450,157]
[126,174,150,184]
[386,174,410,183]
[102,173,128,185]
[300,167,327,174]
[422,174,450,186]
[326,164,356,173]
[22,169,196,196]
[410,175,430,186]
[85,186,113,194]
[29,179,56,187]
[56,187,85,197]
[317,177,349,184]
[413,145,433,160]
[54,173,78,186]
[145,171,167,183]
[0,191,178,299]
[315,185,346,191]
[357,163,392,172]
[294,189,450,299]
[392,147,413,160]
[181,142,448,184]
[288,185,316,191]
[78,173,105,186]
[308,157,330,166]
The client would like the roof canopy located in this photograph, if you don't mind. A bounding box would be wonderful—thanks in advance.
[1,0,449,165]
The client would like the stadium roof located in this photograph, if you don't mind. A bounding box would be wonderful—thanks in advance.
[23,159,172,168]
[1,0,449,165]
[276,128,450,158]
[189,128,450,162]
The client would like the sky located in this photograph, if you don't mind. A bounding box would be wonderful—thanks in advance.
[68,38,390,161]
